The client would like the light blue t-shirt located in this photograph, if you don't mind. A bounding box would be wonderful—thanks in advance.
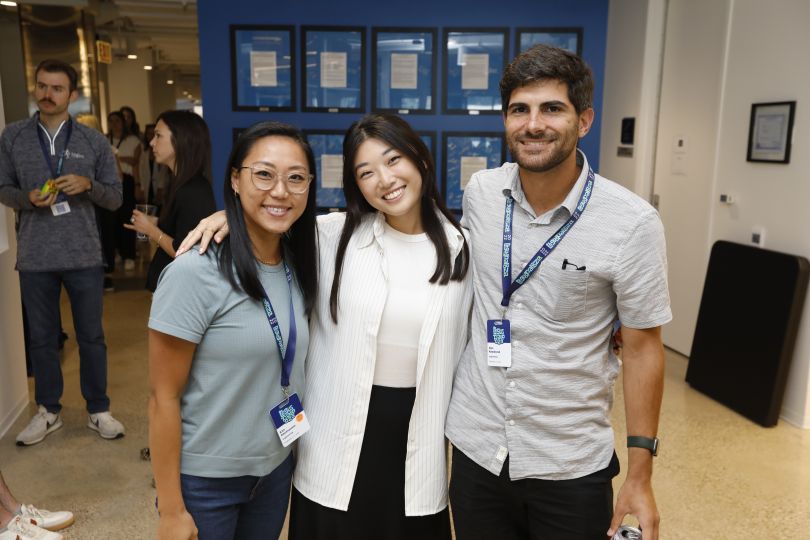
[149,249,309,478]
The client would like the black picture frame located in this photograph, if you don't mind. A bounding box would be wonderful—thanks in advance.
[515,27,583,56]
[230,25,296,112]
[442,131,505,210]
[372,27,437,115]
[301,26,366,113]
[746,101,796,164]
[442,28,509,116]
[303,129,348,210]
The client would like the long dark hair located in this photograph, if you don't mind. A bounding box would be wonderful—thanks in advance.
[106,111,125,142]
[155,110,212,222]
[219,121,319,316]
[120,106,141,138]
[329,113,469,323]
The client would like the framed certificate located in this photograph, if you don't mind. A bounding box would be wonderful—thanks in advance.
[516,27,583,56]
[230,25,295,112]
[442,132,505,210]
[304,130,347,210]
[746,101,796,164]
[443,28,508,115]
[372,27,437,114]
[302,26,365,113]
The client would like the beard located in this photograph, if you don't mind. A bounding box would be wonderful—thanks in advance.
[508,129,579,173]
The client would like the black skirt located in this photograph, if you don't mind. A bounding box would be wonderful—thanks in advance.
[289,385,451,540]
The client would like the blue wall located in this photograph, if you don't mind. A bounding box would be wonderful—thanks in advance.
[198,0,609,207]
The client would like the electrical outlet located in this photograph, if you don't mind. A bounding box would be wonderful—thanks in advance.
[751,227,765,247]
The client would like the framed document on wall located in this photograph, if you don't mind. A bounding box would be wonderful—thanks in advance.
[516,27,583,55]
[230,25,295,112]
[746,101,796,164]
[302,26,365,113]
[304,130,347,210]
[442,132,505,210]
[443,28,508,115]
[372,27,437,114]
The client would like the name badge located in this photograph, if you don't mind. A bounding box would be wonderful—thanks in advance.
[51,201,71,216]
[487,319,511,368]
[268,392,310,447]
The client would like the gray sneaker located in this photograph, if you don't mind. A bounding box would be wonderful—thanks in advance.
[16,406,63,446]
[87,411,125,439]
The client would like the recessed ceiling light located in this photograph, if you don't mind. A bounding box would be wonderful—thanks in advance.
[0,1,19,7]
[127,54,138,60]
[166,79,174,85]
[143,65,153,70]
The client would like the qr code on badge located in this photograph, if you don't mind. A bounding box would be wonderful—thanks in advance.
[492,326,505,345]
[279,404,296,424]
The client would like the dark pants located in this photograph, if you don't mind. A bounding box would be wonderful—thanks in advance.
[449,446,619,540]
[180,453,294,540]
[289,385,451,540]
[96,206,118,273]
[19,267,110,414]
[116,174,136,260]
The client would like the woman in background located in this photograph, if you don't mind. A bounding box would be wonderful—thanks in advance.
[108,110,140,270]
[125,110,216,292]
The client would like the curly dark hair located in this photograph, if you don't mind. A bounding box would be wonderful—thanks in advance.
[500,44,594,114]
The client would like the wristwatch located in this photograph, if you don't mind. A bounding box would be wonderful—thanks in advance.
[627,436,659,456]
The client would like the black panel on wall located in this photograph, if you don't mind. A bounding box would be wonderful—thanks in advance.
[686,241,809,427]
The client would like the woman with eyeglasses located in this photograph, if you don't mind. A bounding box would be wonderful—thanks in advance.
[124,110,216,292]
[178,113,471,539]
[148,121,318,540]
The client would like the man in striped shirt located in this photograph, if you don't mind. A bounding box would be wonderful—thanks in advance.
[445,45,671,540]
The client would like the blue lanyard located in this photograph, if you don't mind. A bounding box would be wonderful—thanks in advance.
[501,168,595,308]
[36,117,73,179]
[259,260,297,395]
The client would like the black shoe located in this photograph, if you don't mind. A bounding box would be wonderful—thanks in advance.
[104,276,115,292]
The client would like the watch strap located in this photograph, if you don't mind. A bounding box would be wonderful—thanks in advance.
[627,435,659,456]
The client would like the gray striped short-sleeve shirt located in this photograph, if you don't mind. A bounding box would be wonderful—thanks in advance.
[445,151,672,481]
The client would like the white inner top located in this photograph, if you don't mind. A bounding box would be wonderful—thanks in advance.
[373,222,435,387]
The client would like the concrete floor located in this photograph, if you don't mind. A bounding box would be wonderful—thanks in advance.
[2,255,810,538]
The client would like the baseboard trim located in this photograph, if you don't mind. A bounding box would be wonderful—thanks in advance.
[0,394,29,440]
[780,405,810,429]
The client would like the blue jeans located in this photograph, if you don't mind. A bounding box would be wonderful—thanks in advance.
[180,453,294,540]
[19,267,110,414]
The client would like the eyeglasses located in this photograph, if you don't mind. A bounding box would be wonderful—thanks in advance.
[237,164,313,194]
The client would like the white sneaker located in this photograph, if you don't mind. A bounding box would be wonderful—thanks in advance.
[17,505,74,532]
[16,406,63,446]
[87,411,125,439]
[0,515,63,540]
[123,258,135,270]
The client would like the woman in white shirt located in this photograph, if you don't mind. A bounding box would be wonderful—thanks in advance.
[179,114,472,539]
[108,111,142,270]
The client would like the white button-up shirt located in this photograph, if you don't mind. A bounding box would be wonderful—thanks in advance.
[293,211,472,516]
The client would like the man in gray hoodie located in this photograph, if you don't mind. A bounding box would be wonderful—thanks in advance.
[0,59,125,445]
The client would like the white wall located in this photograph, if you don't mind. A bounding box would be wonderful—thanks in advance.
[599,0,667,202]
[710,0,810,427]
[599,0,648,190]
[0,71,31,439]
[107,51,153,130]
[653,0,730,355]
